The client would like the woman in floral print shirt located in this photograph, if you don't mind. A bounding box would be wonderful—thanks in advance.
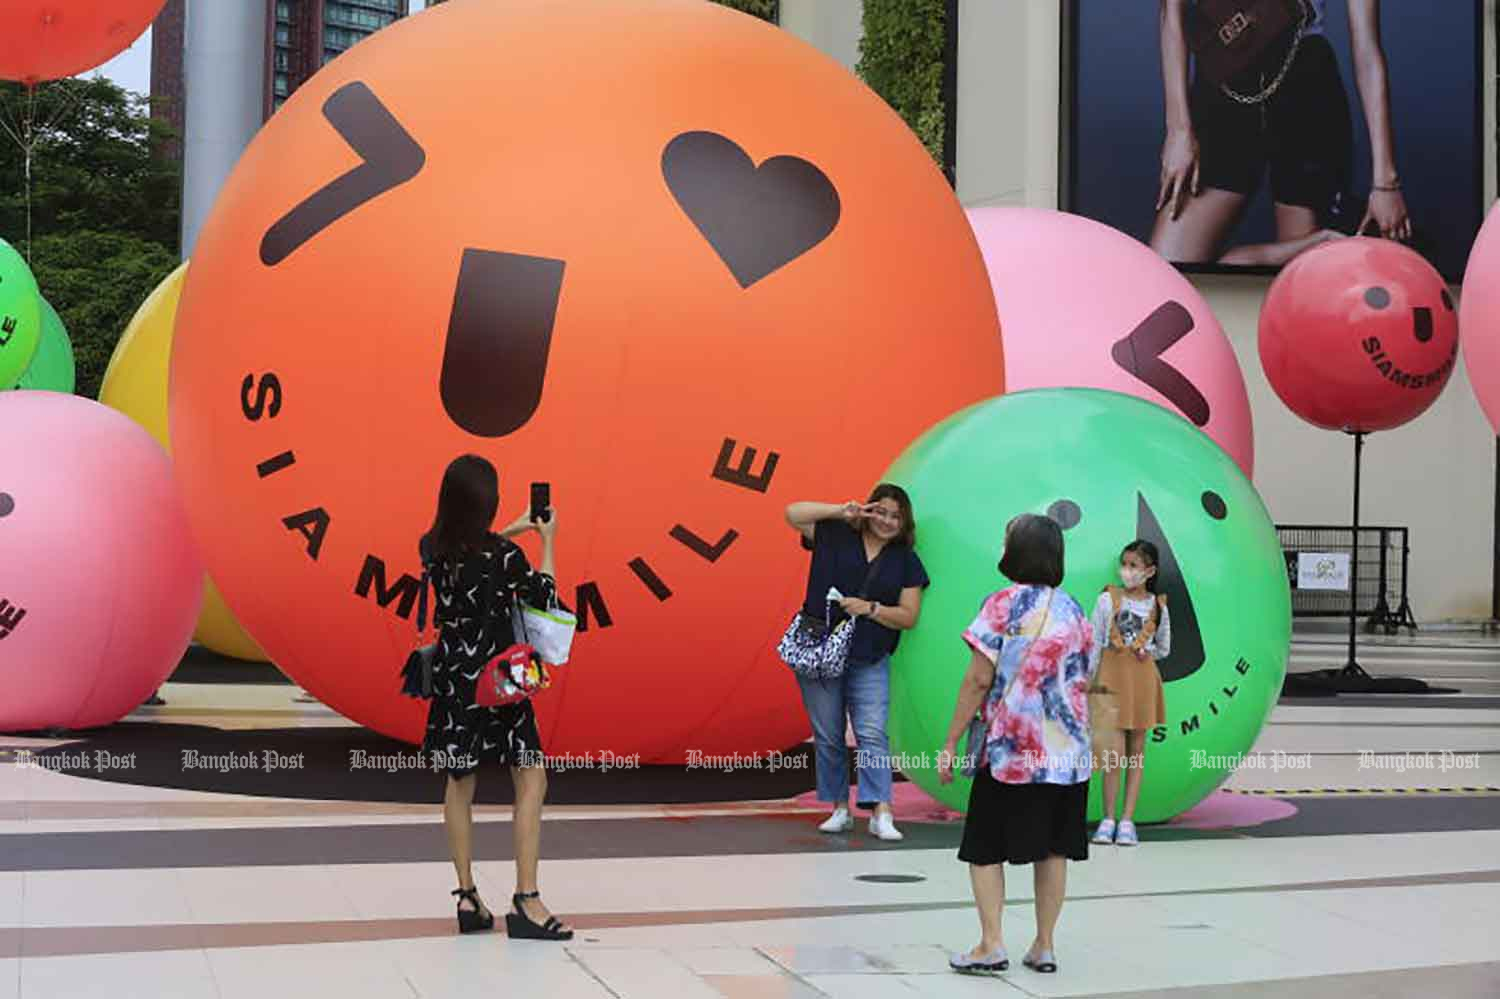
[938,514,1095,978]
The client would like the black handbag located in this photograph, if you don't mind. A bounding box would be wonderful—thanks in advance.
[398,568,437,699]
[1187,0,1307,100]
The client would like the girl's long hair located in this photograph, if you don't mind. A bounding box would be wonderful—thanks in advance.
[423,455,499,560]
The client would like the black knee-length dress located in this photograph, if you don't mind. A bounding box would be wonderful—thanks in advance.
[419,532,557,776]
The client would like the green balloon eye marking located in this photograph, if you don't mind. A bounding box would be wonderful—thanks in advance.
[1047,499,1082,530]
[1202,491,1228,520]
[884,389,1289,824]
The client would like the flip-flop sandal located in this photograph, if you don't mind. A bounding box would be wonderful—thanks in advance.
[1023,950,1058,973]
[949,948,1009,974]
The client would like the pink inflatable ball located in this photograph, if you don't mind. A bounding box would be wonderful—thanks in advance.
[0,391,202,731]
[1461,204,1500,435]
[968,206,1255,476]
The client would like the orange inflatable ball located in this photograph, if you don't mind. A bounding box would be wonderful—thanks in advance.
[170,0,1002,760]
[0,1,166,84]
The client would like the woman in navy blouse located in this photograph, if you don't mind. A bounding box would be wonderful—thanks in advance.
[784,485,930,841]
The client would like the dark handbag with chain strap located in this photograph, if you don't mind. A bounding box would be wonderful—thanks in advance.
[399,567,437,699]
[1187,0,1306,98]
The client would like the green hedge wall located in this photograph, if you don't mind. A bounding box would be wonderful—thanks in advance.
[706,0,948,172]
[857,0,948,168]
[709,0,778,22]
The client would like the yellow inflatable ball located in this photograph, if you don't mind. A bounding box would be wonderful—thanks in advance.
[99,263,269,663]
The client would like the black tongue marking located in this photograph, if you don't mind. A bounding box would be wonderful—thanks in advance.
[1111,302,1211,427]
[1413,307,1434,343]
[1137,493,1205,682]
[662,130,840,289]
[439,248,566,438]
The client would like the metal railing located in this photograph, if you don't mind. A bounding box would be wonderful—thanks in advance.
[1276,525,1417,635]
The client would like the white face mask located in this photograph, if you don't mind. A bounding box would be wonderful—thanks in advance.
[1120,566,1149,589]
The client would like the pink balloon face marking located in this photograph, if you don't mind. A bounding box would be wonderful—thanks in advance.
[969,206,1254,476]
[1111,301,1210,427]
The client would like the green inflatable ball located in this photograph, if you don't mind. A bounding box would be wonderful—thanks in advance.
[885,389,1290,824]
[0,238,42,389]
[15,299,75,393]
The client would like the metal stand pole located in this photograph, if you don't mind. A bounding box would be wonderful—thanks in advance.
[1343,431,1369,677]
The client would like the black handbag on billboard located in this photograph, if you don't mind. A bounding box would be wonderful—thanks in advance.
[1187,0,1307,99]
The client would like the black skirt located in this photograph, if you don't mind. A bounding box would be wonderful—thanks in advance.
[958,771,1089,865]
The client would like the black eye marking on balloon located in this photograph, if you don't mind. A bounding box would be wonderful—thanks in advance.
[1201,491,1227,520]
[0,316,16,347]
[260,81,426,266]
[1365,286,1391,310]
[1413,307,1434,344]
[662,130,841,289]
[439,248,566,438]
[0,492,12,518]
[1110,301,1211,428]
[1137,493,1205,683]
[1046,499,1082,530]
[1441,289,1455,311]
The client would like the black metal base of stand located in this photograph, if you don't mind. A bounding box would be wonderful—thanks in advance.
[1282,667,1450,696]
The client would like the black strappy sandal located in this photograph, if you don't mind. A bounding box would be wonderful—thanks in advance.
[452,887,494,934]
[506,891,573,941]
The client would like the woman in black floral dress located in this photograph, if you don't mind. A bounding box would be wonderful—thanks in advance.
[419,454,571,940]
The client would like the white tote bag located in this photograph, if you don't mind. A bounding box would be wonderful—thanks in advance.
[513,600,577,666]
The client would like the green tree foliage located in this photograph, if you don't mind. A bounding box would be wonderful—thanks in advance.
[28,231,177,399]
[0,78,180,397]
[856,0,948,167]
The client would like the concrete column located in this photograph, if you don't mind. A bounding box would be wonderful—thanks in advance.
[779,0,863,73]
[180,0,267,256]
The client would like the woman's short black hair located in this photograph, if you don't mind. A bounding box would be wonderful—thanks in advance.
[998,513,1065,587]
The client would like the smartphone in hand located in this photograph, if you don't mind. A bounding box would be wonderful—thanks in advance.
[530,482,552,524]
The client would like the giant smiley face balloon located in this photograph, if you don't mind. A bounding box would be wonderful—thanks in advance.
[1459,204,1500,435]
[0,237,41,389]
[885,389,1290,823]
[1260,237,1458,433]
[169,0,1004,760]
[970,207,1255,476]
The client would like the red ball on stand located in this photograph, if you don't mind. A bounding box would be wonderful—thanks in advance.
[1259,238,1458,433]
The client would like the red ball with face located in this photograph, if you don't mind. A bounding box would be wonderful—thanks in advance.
[1259,238,1458,432]
[168,0,1003,761]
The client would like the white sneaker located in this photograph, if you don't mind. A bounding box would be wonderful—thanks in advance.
[869,811,904,841]
[1091,818,1117,844]
[818,807,853,833]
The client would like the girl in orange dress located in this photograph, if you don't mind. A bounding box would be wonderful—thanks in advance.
[1088,540,1170,847]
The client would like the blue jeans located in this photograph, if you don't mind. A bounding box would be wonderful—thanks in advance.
[798,656,893,807]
